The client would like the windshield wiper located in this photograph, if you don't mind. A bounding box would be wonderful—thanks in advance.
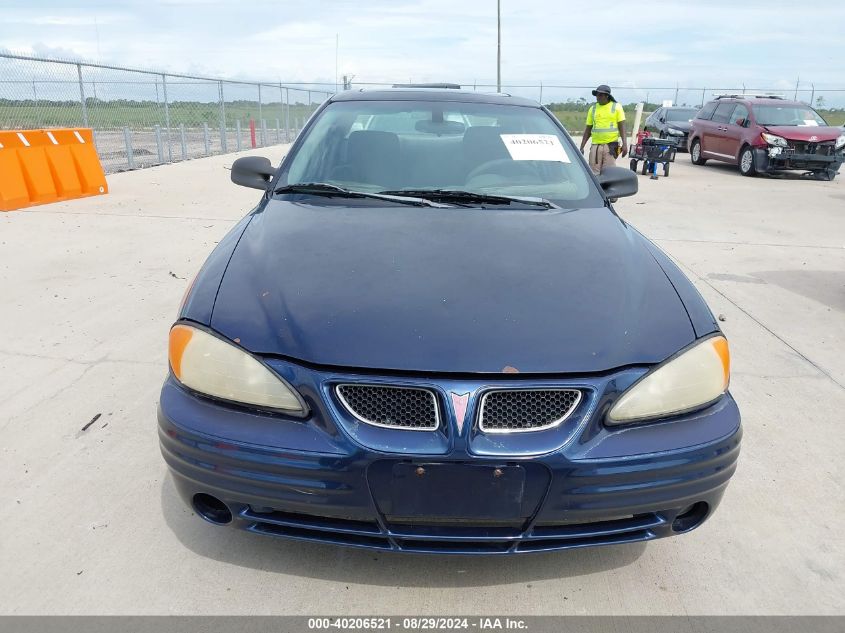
[274,183,448,207]
[378,189,557,209]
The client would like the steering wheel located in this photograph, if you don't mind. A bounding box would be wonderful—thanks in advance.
[466,158,538,182]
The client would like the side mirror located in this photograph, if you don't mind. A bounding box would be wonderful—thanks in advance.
[598,166,638,199]
[231,156,276,189]
[734,118,746,128]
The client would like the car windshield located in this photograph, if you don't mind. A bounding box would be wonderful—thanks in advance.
[754,105,828,126]
[666,109,697,122]
[279,99,601,207]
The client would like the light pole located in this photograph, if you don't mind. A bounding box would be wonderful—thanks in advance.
[497,0,501,93]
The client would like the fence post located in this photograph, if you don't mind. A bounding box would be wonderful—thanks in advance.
[258,84,263,127]
[236,119,242,151]
[76,63,89,127]
[162,74,172,162]
[154,125,164,163]
[180,123,187,160]
[261,119,267,146]
[123,127,135,170]
[203,123,210,155]
[276,118,280,143]
[278,82,285,141]
[285,88,291,142]
[219,80,227,152]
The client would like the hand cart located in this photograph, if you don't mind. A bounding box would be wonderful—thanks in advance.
[629,131,679,178]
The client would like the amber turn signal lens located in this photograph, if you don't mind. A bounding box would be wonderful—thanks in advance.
[711,336,730,390]
[168,324,194,380]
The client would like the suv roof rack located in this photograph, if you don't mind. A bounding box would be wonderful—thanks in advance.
[713,93,785,100]
[391,83,462,89]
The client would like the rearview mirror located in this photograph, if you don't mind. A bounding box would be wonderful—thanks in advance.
[231,156,276,190]
[597,166,638,199]
[415,119,466,135]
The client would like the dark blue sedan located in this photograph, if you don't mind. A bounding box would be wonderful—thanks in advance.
[159,88,740,554]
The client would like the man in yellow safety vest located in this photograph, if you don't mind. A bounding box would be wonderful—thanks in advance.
[579,84,627,175]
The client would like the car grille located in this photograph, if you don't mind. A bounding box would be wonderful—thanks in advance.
[788,141,835,156]
[479,389,582,433]
[335,384,440,430]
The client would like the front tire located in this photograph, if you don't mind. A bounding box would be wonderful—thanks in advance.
[739,146,756,177]
[690,139,707,165]
[630,159,638,172]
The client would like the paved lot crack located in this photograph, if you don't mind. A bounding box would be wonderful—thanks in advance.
[671,260,845,393]
[15,210,231,222]
[0,349,160,366]
[655,238,845,251]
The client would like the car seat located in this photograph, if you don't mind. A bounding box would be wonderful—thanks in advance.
[332,130,402,188]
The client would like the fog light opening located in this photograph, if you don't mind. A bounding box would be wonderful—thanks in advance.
[192,493,233,525]
[671,502,709,533]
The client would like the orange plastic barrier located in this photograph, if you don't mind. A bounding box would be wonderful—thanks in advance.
[0,128,108,211]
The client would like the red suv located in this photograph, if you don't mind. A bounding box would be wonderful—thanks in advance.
[688,95,845,180]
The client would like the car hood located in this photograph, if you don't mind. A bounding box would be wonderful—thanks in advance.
[762,125,842,142]
[665,121,692,132]
[210,200,696,374]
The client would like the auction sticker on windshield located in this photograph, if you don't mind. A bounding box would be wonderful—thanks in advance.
[500,134,571,163]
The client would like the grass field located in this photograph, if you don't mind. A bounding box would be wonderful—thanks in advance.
[1,98,843,133]
[0,99,320,129]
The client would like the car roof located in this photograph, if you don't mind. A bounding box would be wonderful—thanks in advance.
[711,96,808,107]
[329,88,541,108]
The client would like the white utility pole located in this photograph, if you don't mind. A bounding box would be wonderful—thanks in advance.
[497,0,501,92]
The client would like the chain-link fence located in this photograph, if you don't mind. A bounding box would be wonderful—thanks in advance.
[3,53,843,173]
[0,53,333,173]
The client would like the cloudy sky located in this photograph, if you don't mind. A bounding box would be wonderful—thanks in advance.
[2,0,845,105]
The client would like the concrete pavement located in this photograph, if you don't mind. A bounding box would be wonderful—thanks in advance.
[0,147,843,615]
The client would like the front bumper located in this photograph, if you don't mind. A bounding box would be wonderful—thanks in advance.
[158,360,741,555]
[667,133,688,151]
[754,146,844,173]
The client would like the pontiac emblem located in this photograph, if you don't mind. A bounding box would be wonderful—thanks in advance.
[450,391,470,433]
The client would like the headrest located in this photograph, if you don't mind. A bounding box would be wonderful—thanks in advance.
[347,130,400,158]
[462,126,509,160]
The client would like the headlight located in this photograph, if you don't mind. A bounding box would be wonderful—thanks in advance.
[607,336,730,425]
[667,128,685,136]
[761,133,788,147]
[168,324,307,414]
[835,135,845,150]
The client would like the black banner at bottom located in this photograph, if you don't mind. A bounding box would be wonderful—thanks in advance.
[1,616,843,633]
